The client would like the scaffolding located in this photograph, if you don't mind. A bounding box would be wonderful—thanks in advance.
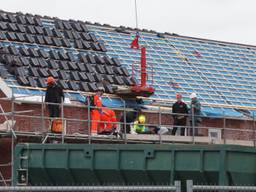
[0,95,255,143]
[0,92,256,186]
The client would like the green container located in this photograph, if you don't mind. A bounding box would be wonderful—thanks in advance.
[14,144,256,186]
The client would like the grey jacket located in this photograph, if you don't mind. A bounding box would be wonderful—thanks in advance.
[190,99,202,123]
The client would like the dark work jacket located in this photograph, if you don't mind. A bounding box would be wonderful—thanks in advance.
[45,84,64,104]
[190,98,202,123]
[119,111,138,134]
[119,111,137,123]
[172,101,188,121]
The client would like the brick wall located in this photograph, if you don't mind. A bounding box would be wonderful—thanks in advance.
[203,118,255,141]
[0,138,11,186]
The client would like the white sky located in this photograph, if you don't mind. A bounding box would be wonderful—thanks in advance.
[1,0,255,45]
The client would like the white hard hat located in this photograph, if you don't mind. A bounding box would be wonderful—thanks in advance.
[190,93,197,99]
[97,87,105,92]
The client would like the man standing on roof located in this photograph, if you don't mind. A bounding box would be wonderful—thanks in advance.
[45,76,64,118]
[189,93,202,136]
[172,93,188,136]
[89,87,104,135]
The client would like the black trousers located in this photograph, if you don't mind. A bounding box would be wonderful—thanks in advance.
[121,124,131,134]
[172,118,186,136]
[48,104,60,118]
[98,130,113,135]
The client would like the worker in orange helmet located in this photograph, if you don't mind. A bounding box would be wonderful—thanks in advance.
[44,76,64,134]
[172,92,188,136]
[98,108,117,135]
[89,87,104,135]
[45,76,64,118]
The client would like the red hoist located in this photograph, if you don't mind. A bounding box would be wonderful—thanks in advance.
[130,32,155,97]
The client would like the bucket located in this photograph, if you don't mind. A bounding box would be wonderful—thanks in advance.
[51,118,63,133]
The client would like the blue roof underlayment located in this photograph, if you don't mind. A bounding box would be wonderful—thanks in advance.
[11,87,139,109]
[89,26,256,118]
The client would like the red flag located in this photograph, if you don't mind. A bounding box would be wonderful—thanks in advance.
[130,32,140,49]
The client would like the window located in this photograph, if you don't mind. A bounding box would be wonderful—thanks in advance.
[208,128,222,141]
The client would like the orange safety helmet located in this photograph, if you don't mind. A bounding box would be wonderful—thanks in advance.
[47,76,55,85]
[176,93,182,99]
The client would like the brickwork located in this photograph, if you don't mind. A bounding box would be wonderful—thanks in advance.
[0,139,11,186]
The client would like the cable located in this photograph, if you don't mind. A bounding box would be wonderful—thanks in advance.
[134,0,139,29]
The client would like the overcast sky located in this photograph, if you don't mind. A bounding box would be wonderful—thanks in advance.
[1,0,255,45]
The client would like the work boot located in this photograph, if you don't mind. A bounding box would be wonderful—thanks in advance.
[111,127,122,139]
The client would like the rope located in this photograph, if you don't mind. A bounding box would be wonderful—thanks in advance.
[134,0,139,29]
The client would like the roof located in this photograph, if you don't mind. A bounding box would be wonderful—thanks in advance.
[0,10,256,118]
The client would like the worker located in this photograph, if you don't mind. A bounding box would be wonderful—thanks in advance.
[132,114,149,134]
[119,107,139,134]
[172,93,188,136]
[45,76,64,118]
[89,87,104,135]
[148,126,169,135]
[189,93,202,136]
[98,107,117,135]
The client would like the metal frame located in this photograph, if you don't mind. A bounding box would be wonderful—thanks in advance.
[0,182,181,191]
[187,180,256,192]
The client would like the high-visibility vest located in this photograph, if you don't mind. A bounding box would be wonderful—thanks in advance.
[133,121,146,133]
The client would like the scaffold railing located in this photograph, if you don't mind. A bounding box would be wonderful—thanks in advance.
[186,180,256,192]
[0,182,181,192]
[0,93,255,146]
